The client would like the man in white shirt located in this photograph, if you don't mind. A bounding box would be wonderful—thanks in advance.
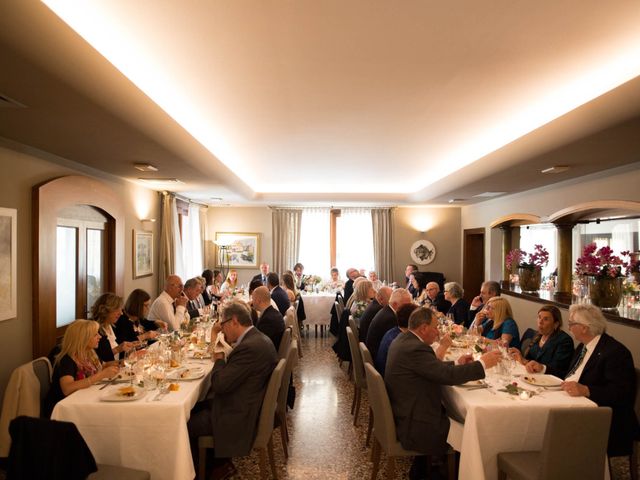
[147,275,188,331]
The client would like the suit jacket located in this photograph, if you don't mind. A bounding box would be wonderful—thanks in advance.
[524,329,574,378]
[385,332,485,454]
[466,303,484,329]
[425,292,451,313]
[447,298,470,326]
[343,279,354,304]
[570,333,639,456]
[256,306,286,350]
[252,273,268,285]
[358,299,383,343]
[209,327,278,458]
[365,305,397,360]
[270,286,291,316]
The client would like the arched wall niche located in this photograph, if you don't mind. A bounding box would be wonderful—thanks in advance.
[489,214,541,282]
[33,175,125,358]
[548,200,640,224]
[489,214,541,229]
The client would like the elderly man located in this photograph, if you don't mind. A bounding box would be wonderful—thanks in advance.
[187,300,277,476]
[358,286,392,342]
[423,281,451,314]
[385,307,501,479]
[365,288,413,360]
[184,277,205,318]
[251,263,270,286]
[251,286,285,350]
[343,268,360,304]
[467,280,501,328]
[147,275,188,331]
[561,303,639,457]
[266,272,290,315]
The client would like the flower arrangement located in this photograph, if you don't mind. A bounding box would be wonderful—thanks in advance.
[505,244,549,271]
[575,243,628,278]
[303,274,323,286]
[622,251,640,276]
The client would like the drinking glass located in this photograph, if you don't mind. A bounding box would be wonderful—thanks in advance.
[123,349,138,386]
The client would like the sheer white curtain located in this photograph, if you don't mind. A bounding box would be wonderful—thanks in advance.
[336,208,374,276]
[299,208,330,277]
[180,203,203,279]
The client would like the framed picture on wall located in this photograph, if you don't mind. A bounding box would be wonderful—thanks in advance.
[215,232,260,269]
[133,230,153,278]
[0,207,17,321]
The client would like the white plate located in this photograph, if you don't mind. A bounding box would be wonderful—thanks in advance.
[100,386,146,402]
[169,367,205,381]
[97,372,135,384]
[458,380,486,388]
[189,351,211,360]
[521,375,563,389]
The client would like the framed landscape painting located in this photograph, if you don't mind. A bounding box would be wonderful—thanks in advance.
[215,232,260,268]
[0,207,17,321]
[133,230,153,278]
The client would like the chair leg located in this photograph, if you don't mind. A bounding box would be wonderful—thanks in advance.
[258,448,269,480]
[370,439,381,480]
[365,408,373,446]
[385,456,396,479]
[198,445,206,480]
[268,437,278,479]
[353,387,362,426]
[351,384,358,415]
[280,419,289,459]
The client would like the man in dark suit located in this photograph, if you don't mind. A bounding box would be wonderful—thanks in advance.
[358,286,392,343]
[385,307,501,479]
[251,262,270,286]
[267,272,290,315]
[404,264,419,297]
[251,286,285,350]
[467,280,500,328]
[342,268,359,304]
[423,282,451,314]
[184,277,204,318]
[365,288,412,360]
[187,300,278,476]
[562,304,639,457]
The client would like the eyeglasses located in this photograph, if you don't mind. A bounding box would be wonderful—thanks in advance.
[567,321,583,328]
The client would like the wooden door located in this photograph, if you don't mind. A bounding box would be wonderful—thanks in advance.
[462,228,485,303]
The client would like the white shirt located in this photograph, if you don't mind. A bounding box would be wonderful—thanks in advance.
[147,291,186,332]
[564,334,601,383]
[103,324,117,350]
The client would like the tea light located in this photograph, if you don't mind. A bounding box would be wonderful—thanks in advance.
[519,390,531,400]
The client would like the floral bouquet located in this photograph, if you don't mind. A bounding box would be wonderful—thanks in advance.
[303,274,323,286]
[575,243,628,278]
[622,250,640,278]
[505,244,549,271]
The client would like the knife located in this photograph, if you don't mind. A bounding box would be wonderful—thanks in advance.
[99,376,117,390]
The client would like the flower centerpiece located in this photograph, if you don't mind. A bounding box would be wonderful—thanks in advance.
[623,251,640,284]
[303,274,323,292]
[505,244,549,293]
[575,243,628,309]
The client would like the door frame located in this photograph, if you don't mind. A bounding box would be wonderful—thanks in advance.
[462,228,485,304]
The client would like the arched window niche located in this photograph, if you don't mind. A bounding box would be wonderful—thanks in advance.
[489,214,541,285]
[33,175,125,358]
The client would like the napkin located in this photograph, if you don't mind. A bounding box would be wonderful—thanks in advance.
[213,332,233,357]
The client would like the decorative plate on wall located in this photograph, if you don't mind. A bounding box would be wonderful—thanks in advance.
[410,239,436,265]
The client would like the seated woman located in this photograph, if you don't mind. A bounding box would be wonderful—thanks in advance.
[478,296,520,349]
[91,293,135,362]
[44,320,119,417]
[509,305,574,378]
[220,269,239,294]
[375,303,418,376]
[114,289,165,345]
[346,279,375,322]
[368,271,383,291]
[328,267,344,290]
[411,273,429,305]
[561,304,639,457]
[282,272,298,303]
[443,282,470,325]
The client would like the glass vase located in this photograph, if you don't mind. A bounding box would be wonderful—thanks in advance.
[587,275,623,310]
[517,267,541,293]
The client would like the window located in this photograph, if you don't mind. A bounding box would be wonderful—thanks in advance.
[572,218,640,265]
[519,223,557,279]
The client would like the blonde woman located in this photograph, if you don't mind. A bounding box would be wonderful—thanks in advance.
[91,293,135,362]
[347,280,375,320]
[220,269,239,294]
[44,320,119,417]
[478,296,520,348]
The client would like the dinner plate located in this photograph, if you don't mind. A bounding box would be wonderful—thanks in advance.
[169,366,205,381]
[189,351,211,360]
[521,375,563,389]
[458,380,486,388]
[100,386,146,402]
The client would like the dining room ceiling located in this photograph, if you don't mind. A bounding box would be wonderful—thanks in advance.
[1,0,640,206]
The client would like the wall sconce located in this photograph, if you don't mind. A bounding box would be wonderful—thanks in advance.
[140,218,156,231]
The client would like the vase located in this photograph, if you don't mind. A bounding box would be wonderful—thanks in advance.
[517,267,541,293]
[586,276,623,310]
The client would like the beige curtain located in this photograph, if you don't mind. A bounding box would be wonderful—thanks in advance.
[272,208,302,274]
[199,206,209,268]
[371,208,395,283]
[158,193,182,292]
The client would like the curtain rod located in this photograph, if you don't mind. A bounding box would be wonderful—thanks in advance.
[163,191,209,208]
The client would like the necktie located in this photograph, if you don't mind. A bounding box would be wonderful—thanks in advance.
[262,275,266,285]
[565,346,587,378]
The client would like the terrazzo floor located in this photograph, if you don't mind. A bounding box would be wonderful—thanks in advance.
[229,331,634,480]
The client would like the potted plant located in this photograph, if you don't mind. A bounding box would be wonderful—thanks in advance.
[575,243,629,310]
[505,244,549,293]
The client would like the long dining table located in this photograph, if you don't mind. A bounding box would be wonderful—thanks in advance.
[51,360,214,480]
[442,364,607,480]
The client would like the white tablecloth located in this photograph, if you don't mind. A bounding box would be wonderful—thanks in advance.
[51,362,213,480]
[300,293,335,326]
[443,367,603,480]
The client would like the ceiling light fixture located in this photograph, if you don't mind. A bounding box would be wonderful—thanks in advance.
[473,192,506,198]
[540,165,570,174]
[134,163,158,172]
[448,198,466,204]
[137,178,183,185]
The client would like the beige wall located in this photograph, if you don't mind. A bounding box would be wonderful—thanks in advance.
[393,206,462,285]
[0,140,160,402]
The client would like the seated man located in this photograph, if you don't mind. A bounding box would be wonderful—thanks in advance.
[251,262,270,286]
[358,286,391,343]
[422,282,451,314]
[184,277,205,318]
[365,288,412,360]
[562,303,639,457]
[267,272,291,315]
[404,264,419,297]
[147,275,188,331]
[251,286,286,350]
[385,307,501,479]
[187,300,278,474]
[467,280,500,329]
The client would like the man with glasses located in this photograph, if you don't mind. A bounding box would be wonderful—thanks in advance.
[147,274,188,331]
[187,300,278,478]
[423,282,451,314]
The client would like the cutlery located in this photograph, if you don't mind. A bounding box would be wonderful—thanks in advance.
[99,377,117,390]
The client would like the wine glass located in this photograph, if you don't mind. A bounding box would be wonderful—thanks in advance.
[123,349,138,386]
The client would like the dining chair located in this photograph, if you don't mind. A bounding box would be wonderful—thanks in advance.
[348,316,359,339]
[363,363,421,479]
[198,358,287,480]
[278,327,292,360]
[346,327,366,426]
[358,342,374,446]
[285,306,303,358]
[519,328,537,356]
[275,340,298,458]
[335,301,344,325]
[497,406,612,480]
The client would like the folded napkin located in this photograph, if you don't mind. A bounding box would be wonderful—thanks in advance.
[213,332,233,358]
